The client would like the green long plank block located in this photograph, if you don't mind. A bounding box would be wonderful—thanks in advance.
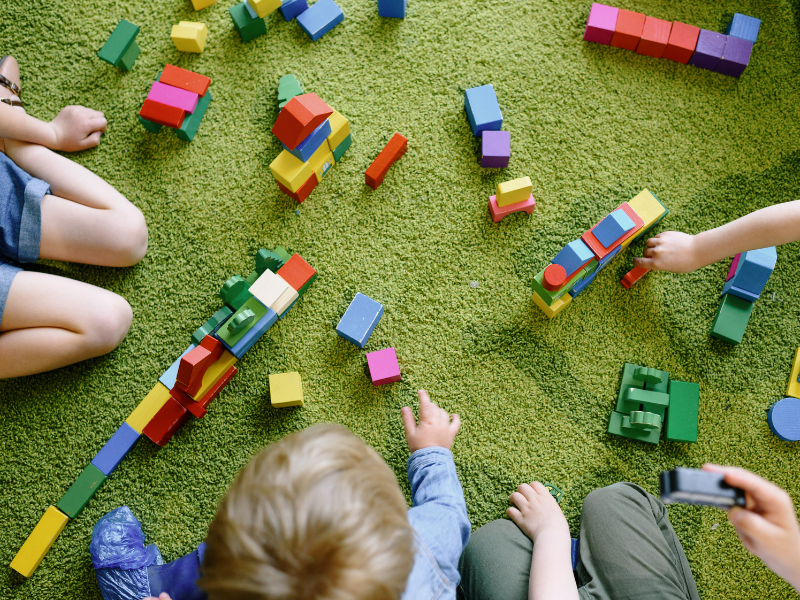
[608,411,661,444]
[176,90,212,142]
[273,246,292,263]
[332,133,352,162]
[710,293,754,344]
[665,380,700,443]
[138,115,162,134]
[192,306,233,346]
[56,464,107,518]
[617,387,669,419]
[616,363,646,405]
[98,19,140,66]
[117,40,140,71]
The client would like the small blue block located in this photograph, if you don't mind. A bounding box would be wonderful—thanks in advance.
[726,13,761,44]
[552,239,594,275]
[378,0,406,18]
[571,538,580,571]
[159,345,196,390]
[729,246,776,297]
[721,279,760,302]
[283,119,332,161]
[280,0,308,20]
[243,0,258,19]
[464,84,502,137]
[91,423,140,476]
[767,397,800,441]
[336,292,384,348]
[297,0,344,41]
[598,245,621,267]
[568,268,598,298]
[593,209,635,249]
[217,305,278,359]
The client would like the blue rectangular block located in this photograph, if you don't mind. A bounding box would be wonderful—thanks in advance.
[726,13,760,44]
[568,268,598,298]
[593,209,635,248]
[571,538,579,571]
[91,423,140,476]
[283,119,332,161]
[464,84,502,137]
[218,306,278,359]
[552,239,594,276]
[378,0,406,18]
[297,0,344,41]
[280,0,308,20]
[721,280,759,302]
[336,292,384,348]
[729,246,776,296]
[159,345,196,390]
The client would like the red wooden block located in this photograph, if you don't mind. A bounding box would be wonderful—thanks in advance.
[365,133,408,190]
[140,99,185,128]
[543,264,567,291]
[636,17,672,58]
[171,387,208,419]
[662,21,700,64]
[159,64,211,97]
[610,10,646,51]
[199,365,237,409]
[271,94,333,150]
[174,336,223,397]
[581,202,644,261]
[143,397,190,447]
[277,175,317,203]
[277,254,317,292]
[621,266,650,289]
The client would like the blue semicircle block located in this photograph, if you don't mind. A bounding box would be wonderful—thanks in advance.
[767,397,800,441]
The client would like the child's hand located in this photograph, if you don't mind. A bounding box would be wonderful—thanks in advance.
[634,231,703,273]
[507,481,570,543]
[401,389,461,453]
[50,105,107,151]
[142,594,172,600]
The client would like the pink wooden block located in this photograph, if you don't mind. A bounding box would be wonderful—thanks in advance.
[366,347,401,386]
[147,81,199,114]
[488,194,535,223]
[727,253,741,281]
[584,3,619,45]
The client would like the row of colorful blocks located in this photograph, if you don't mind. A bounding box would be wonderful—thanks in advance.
[138,64,212,142]
[463,85,511,168]
[769,350,800,442]
[584,4,759,78]
[231,0,343,42]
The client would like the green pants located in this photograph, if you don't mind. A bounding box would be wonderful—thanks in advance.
[459,483,701,600]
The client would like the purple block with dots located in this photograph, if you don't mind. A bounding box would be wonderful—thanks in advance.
[481,131,510,168]
[583,3,619,45]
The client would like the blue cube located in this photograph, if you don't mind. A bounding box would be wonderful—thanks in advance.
[552,239,594,276]
[726,13,761,44]
[91,423,140,476]
[593,209,635,248]
[726,246,776,298]
[378,0,406,18]
[336,292,384,348]
[280,0,308,20]
[464,84,502,137]
[159,345,196,390]
[297,0,344,41]
[283,119,332,161]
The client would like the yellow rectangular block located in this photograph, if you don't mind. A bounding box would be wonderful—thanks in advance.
[627,189,667,233]
[191,350,237,400]
[126,383,171,434]
[10,506,69,577]
[326,110,351,151]
[309,143,334,183]
[496,177,533,207]
[269,372,304,407]
[171,22,208,53]
[532,289,571,318]
[191,0,217,9]
[270,150,314,193]
[786,348,800,398]
[247,0,281,17]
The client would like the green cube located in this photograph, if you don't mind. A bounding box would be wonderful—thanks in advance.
[117,40,140,71]
[98,19,140,66]
[138,115,162,134]
[710,293,754,344]
[216,297,268,348]
[176,90,212,142]
[608,411,661,444]
[332,134,352,162]
[57,464,107,518]
[230,2,267,42]
[665,380,700,443]
[192,306,233,346]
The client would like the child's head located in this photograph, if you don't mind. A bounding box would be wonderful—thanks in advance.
[200,423,415,600]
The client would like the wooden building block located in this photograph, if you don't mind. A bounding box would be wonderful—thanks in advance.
[607,410,661,444]
[532,288,571,318]
[117,40,140,71]
[143,397,190,447]
[98,19,139,66]
[138,115,162,133]
[496,176,533,207]
[229,1,267,42]
[219,275,252,311]
[171,21,208,53]
[336,292,384,348]
[296,0,344,41]
[277,254,316,292]
[56,464,107,518]
[542,264,567,291]
[218,308,277,358]
[636,17,672,58]
[662,21,700,64]
[553,239,594,277]
[332,133,352,162]
[198,365,237,409]
[284,119,332,162]
[727,254,741,281]
[10,507,69,577]
[785,347,800,399]
[767,397,800,442]
[378,0,406,18]
[216,297,267,349]
[170,387,208,418]
[326,110,351,150]
[365,133,408,189]
[175,336,225,397]
[191,0,217,9]
[280,0,309,21]
[583,3,618,45]
[249,270,298,315]
[147,81,199,113]
[176,89,212,142]
[581,202,644,261]
[160,64,211,96]
[272,93,334,150]
[90,423,140,476]
[621,266,650,289]
[593,208,636,248]
[247,0,281,18]
[270,150,314,193]
[627,189,668,234]
[269,372,304,407]
[193,306,233,347]
[464,84,503,136]
[532,264,586,305]
[277,175,317,203]
[726,13,760,44]
[139,99,186,129]
[481,130,511,168]
[159,345,196,390]
[488,194,535,222]
[710,293,754,344]
[689,29,727,71]
[610,9,646,51]
[366,347,401,385]
[618,387,669,419]
[665,380,699,443]
[308,142,335,183]
[126,382,172,434]
[716,35,753,78]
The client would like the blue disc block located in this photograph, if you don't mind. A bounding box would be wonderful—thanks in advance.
[336,292,384,348]
[283,118,332,161]
[767,398,800,441]
[297,0,344,41]
[726,13,761,44]
[91,423,141,476]
[464,84,502,137]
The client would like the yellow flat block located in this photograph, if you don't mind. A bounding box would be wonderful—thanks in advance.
[326,110,351,151]
[247,0,281,17]
[10,506,69,577]
[269,372,304,407]
[191,350,237,400]
[628,189,667,233]
[171,22,208,53]
[308,143,334,183]
[532,289,571,318]
[191,0,217,9]
[270,150,313,193]
[496,177,533,208]
[786,348,800,398]
[126,383,171,434]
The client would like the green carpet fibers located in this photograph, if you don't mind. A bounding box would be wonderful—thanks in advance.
[1,0,800,597]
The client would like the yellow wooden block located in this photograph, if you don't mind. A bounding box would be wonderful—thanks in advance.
[191,0,217,10]
[628,190,666,233]
[269,372,304,407]
[496,177,533,208]
[309,143,334,183]
[191,350,237,400]
[532,289,571,318]
[171,22,208,53]
[10,506,69,577]
[786,348,800,398]
[126,383,171,434]
[247,0,281,17]
[326,110,351,151]
[270,150,314,193]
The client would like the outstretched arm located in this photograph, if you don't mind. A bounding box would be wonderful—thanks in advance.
[0,101,107,152]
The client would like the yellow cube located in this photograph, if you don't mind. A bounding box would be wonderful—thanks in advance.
[126,382,171,434]
[270,150,314,193]
[532,289,571,318]
[309,143,335,183]
[191,0,217,10]
[327,111,351,151]
[10,506,69,577]
[247,0,281,17]
[496,177,533,207]
[269,372,304,407]
[787,348,800,398]
[171,22,208,53]
[628,190,667,232]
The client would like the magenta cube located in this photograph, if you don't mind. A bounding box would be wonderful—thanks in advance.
[147,81,199,113]
[481,130,510,168]
[366,347,401,386]
[584,3,618,45]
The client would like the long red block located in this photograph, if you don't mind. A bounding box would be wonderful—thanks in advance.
[621,266,650,289]
[160,64,211,96]
[581,202,644,261]
[175,336,223,397]
[143,397,190,447]
[636,17,672,58]
[140,99,185,128]
[610,9,646,51]
[272,94,333,150]
[277,175,317,203]
[277,254,316,292]
[662,21,700,64]
[365,133,408,190]
[199,365,237,409]
[171,387,208,419]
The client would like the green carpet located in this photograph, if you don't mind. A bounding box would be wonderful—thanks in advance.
[1,0,800,597]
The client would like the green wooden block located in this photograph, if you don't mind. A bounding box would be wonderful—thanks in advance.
[617,387,669,420]
[192,306,233,346]
[217,297,267,348]
[616,363,646,406]
[245,269,260,285]
[219,275,252,311]
[634,367,661,384]
[278,74,303,104]
[332,133,352,162]
[710,293,754,344]
[117,39,140,71]
[255,249,285,275]
[98,19,140,66]
[531,265,586,306]
[608,411,661,444]
[543,482,564,504]
[644,370,669,394]
[665,380,700,443]
[56,464,107,518]
[273,246,292,263]
[625,410,662,430]
[176,90,212,142]
[138,114,162,133]
[297,271,317,297]
[230,2,267,42]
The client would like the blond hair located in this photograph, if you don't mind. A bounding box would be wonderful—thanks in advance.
[200,423,415,600]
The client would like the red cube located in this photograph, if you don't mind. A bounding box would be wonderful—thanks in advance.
[271,93,333,150]
[610,10,646,52]
[636,17,672,58]
[277,254,316,292]
[662,21,700,64]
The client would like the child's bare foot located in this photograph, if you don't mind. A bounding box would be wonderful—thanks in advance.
[0,55,24,153]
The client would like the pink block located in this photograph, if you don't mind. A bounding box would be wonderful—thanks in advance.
[147,81,199,114]
[727,253,741,281]
[488,194,536,223]
[366,347,401,386]
[584,3,619,45]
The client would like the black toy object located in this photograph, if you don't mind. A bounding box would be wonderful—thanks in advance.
[660,468,747,509]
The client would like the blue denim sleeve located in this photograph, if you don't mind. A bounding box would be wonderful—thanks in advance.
[406,447,471,585]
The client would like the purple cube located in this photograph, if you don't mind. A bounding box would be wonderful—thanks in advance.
[715,35,753,78]
[583,3,619,45]
[481,130,510,168]
[689,30,727,71]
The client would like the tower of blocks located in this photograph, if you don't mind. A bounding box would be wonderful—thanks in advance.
[532,190,667,318]
[9,246,316,578]
[138,65,212,142]
[230,0,343,42]
[269,91,352,202]
[488,176,536,222]
[365,132,407,190]
[710,246,776,344]
[608,363,700,445]
[768,350,800,442]
[584,4,759,78]
[171,21,208,53]
[98,20,140,71]
[464,84,510,168]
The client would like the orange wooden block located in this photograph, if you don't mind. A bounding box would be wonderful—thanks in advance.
[277,175,317,203]
[636,17,672,58]
[277,254,316,292]
[662,21,700,64]
[159,64,211,96]
[610,9,646,51]
[199,365,237,409]
[543,264,567,291]
[621,266,650,289]
[271,93,333,150]
[365,133,408,190]
[174,336,223,397]
[140,99,185,128]
[581,202,644,261]
[171,387,208,418]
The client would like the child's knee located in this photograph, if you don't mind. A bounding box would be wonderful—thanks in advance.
[83,293,133,355]
[119,208,148,266]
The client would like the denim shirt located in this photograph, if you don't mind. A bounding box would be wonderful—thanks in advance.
[401,447,471,600]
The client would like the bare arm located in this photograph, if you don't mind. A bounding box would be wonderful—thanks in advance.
[0,102,107,152]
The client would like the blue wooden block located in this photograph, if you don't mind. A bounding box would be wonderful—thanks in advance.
[568,268,598,298]
[218,306,278,359]
[721,279,759,302]
[159,345,196,390]
[464,85,502,137]
[91,423,140,476]
[728,247,776,297]
[767,397,800,441]
[593,209,635,248]
[336,292,384,348]
[283,119,332,161]
[280,0,308,20]
[297,0,344,41]
[571,538,579,571]
[552,239,593,275]
[378,0,406,18]
[726,13,760,44]
[598,245,621,267]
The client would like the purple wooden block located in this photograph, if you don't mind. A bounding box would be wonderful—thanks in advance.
[715,35,753,78]
[481,130,510,168]
[689,30,727,71]
[583,3,618,45]
[147,81,199,113]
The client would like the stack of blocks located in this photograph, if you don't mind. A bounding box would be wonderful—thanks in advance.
[10,246,316,578]
[710,247,776,344]
[230,0,343,42]
[767,350,800,442]
[138,65,212,142]
[532,190,668,318]
[608,363,700,445]
[584,4,760,78]
[488,176,536,222]
[464,84,510,168]
[269,92,352,202]
[97,20,140,71]
[171,21,209,53]
[365,133,407,190]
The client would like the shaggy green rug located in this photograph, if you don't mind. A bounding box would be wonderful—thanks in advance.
[1,0,800,597]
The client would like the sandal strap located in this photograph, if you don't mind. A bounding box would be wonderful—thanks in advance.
[0,97,24,108]
[0,73,21,97]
